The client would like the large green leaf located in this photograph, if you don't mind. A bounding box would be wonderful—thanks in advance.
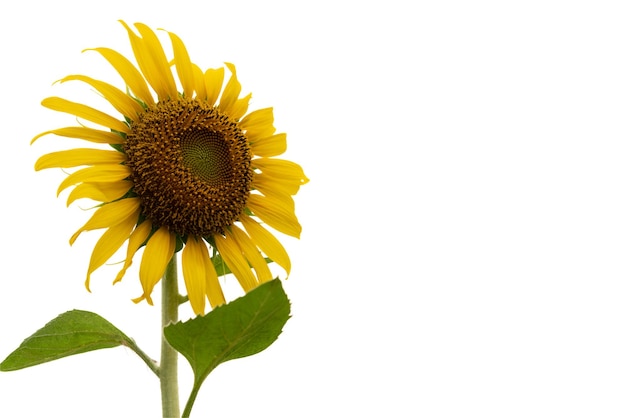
[0,310,147,372]
[164,279,291,416]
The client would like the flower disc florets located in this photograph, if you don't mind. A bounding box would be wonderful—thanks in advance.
[124,97,253,237]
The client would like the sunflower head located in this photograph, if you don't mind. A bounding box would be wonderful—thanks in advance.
[125,97,254,237]
[33,22,308,315]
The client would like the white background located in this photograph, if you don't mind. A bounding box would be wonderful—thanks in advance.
[1,0,626,416]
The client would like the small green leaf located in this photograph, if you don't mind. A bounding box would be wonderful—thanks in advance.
[164,279,290,416]
[211,252,272,276]
[211,252,232,275]
[1,310,136,371]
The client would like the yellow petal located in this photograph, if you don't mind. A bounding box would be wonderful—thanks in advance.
[228,225,272,284]
[254,173,302,196]
[136,226,176,305]
[258,189,295,210]
[230,93,251,121]
[167,31,194,98]
[134,23,178,97]
[59,75,144,118]
[35,149,125,170]
[31,127,124,145]
[241,215,291,276]
[85,206,139,290]
[181,236,208,315]
[86,47,155,106]
[70,197,140,245]
[114,220,152,284]
[42,97,130,134]
[121,21,177,100]
[250,133,287,157]
[204,250,225,309]
[56,164,131,196]
[66,180,132,206]
[70,197,141,245]
[247,194,302,238]
[204,67,224,107]
[239,107,276,140]
[192,64,207,100]
[214,233,257,292]
[218,63,241,114]
[253,158,309,185]
[240,107,274,126]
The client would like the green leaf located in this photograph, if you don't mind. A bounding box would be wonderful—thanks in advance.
[164,279,290,416]
[211,252,273,276]
[211,251,232,275]
[1,310,139,371]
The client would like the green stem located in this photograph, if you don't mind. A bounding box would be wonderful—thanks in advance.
[161,255,180,418]
[125,338,160,377]
[182,382,202,418]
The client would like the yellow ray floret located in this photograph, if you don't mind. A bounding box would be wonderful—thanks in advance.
[55,164,131,196]
[166,31,195,98]
[35,149,125,170]
[85,207,140,290]
[135,226,176,305]
[31,127,124,145]
[85,47,155,106]
[247,194,302,238]
[66,181,132,206]
[228,225,273,284]
[218,63,242,114]
[204,67,224,106]
[58,75,145,118]
[240,215,292,276]
[120,22,177,101]
[181,236,209,315]
[250,133,287,157]
[214,233,258,292]
[42,97,130,134]
[70,197,141,245]
[114,220,153,284]
[203,248,226,309]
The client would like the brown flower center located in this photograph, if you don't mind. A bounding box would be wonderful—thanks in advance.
[124,98,252,237]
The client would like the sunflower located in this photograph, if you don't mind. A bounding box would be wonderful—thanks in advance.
[33,22,307,315]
